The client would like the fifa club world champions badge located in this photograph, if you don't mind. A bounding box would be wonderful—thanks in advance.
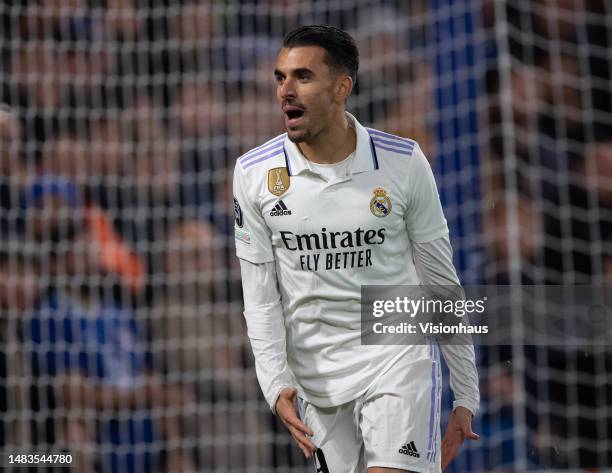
[268,167,290,196]
[370,187,392,217]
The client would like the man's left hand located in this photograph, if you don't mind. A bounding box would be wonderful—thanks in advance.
[441,406,479,470]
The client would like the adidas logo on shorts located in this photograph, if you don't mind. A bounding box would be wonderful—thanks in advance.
[270,199,292,216]
[399,440,420,458]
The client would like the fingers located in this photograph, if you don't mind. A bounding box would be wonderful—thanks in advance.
[461,426,480,440]
[456,412,479,441]
[285,422,317,458]
[441,410,480,471]
[275,389,316,458]
[441,450,451,471]
[281,411,316,458]
[283,410,314,436]
[441,433,461,471]
[281,412,316,454]
[277,389,314,437]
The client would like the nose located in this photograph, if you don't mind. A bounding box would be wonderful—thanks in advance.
[279,77,296,100]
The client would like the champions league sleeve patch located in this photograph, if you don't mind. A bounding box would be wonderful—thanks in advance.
[233,197,244,227]
[233,197,251,244]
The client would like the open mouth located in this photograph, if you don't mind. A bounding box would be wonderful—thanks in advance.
[283,105,305,126]
[286,109,304,120]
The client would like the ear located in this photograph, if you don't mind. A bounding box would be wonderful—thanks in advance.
[334,75,354,102]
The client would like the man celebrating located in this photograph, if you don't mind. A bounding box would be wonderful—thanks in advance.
[233,25,479,473]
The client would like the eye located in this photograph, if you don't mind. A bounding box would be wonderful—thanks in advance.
[274,74,284,84]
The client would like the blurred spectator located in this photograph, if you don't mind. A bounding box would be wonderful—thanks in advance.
[102,0,168,106]
[171,78,227,222]
[539,51,584,142]
[252,56,280,99]
[22,174,146,293]
[150,219,272,469]
[466,365,539,470]
[484,0,611,284]
[21,183,196,473]
[173,78,226,141]
[103,0,145,42]
[3,40,62,162]
[20,176,84,243]
[160,0,227,81]
[481,3,612,468]
[152,219,238,389]
[0,251,42,451]
[484,197,544,283]
[8,40,65,110]
[42,115,125,187]
[167,2,217,47]
[508,64,547,132]
[39,97,181,280]
[18,0,89,33]
[0,105,26,179]
[228,89,284,154]
[581,138,612,208]
[3,4,110,167]
[0,105,32,238]
[0,250,79,472]
[0,270,7,449]
[378,67,435,154]
[354,5,407,76]
[533,0,584,40]
[351,4,413,124]
[129,97,180,201]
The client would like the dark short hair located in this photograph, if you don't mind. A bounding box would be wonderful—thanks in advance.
[283,25,359,83]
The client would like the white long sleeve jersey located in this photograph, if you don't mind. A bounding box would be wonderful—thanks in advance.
[234,113,479,413]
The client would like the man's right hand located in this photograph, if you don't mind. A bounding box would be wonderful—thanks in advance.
[275,387,317,459]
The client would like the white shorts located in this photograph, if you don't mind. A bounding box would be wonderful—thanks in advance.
[297,343,442,473]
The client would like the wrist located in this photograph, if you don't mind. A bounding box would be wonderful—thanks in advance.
[271,385,295,414]
[452,399,478,416]
[454,406,473,414]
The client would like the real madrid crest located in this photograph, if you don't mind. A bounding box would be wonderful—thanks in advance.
[268,167,290,196]
[370,188,392,217]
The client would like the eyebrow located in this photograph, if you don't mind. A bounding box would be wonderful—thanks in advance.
[274,67,315,78]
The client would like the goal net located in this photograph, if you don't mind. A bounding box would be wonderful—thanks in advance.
[0,0,610,472]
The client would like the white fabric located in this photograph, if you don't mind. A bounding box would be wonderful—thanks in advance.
[297,344,442,473]
[238,237,480,416]
[233,113,477,410]
[413,237,480,415]
[239,260,295,411]
[306,151,354,181]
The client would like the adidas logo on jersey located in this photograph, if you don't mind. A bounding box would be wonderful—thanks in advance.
[270,200,292,217]
[399,440,420,458]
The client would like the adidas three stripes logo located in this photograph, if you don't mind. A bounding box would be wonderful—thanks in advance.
[270,199,292,217]
[398,440,420,458]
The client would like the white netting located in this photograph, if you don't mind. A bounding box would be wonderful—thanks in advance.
[0,1,610,472]
[478,1,612,470]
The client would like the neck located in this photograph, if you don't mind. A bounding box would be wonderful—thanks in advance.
[298,112,356,164]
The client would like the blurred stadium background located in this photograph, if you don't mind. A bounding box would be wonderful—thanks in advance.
[0,0,610,472]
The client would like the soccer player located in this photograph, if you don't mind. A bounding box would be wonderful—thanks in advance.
[233,25,479,473]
